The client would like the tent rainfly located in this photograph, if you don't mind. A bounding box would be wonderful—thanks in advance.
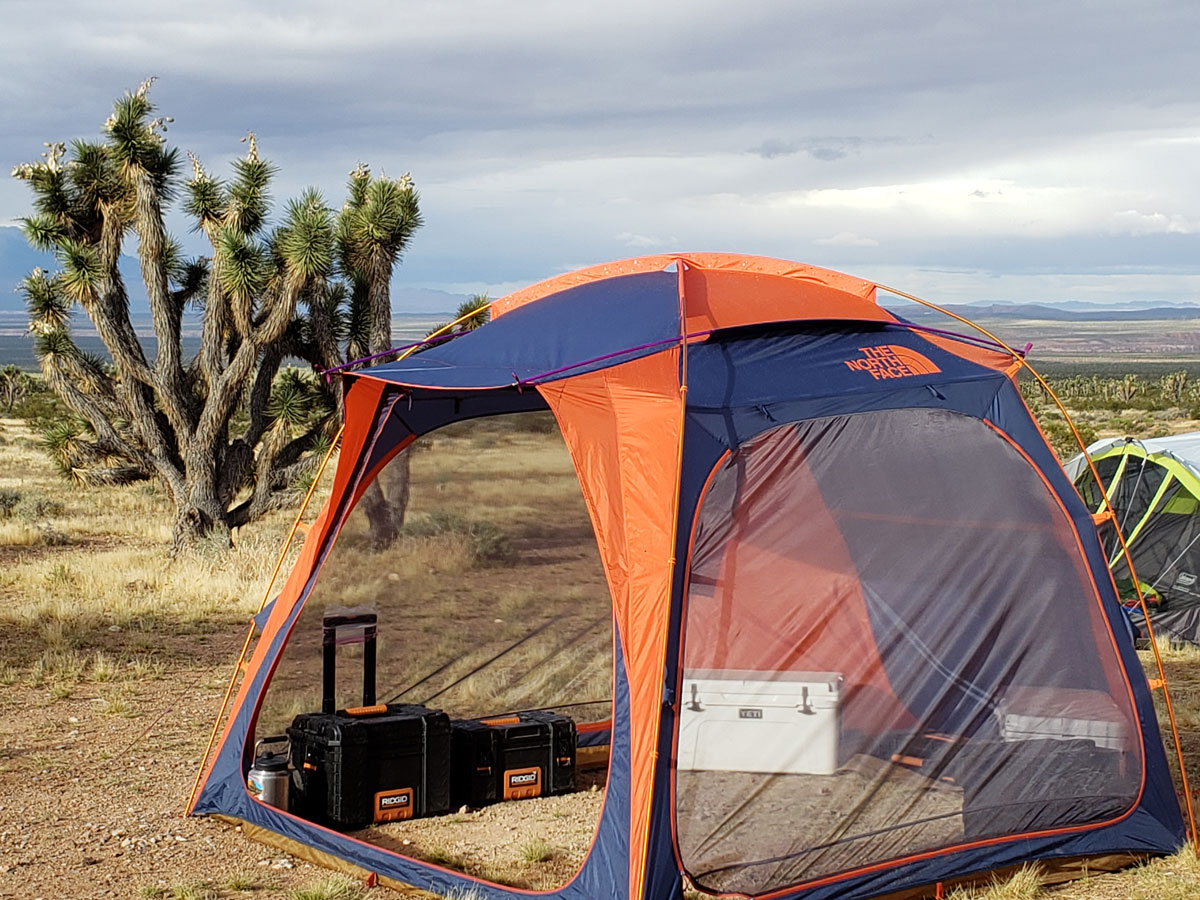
[1067,433,1200,645]
[189,255,1184,900]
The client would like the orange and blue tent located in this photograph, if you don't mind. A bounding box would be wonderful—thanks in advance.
[189,254,1183,899]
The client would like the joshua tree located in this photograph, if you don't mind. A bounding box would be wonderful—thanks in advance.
[12,81,422,550]
[0,364,32,413]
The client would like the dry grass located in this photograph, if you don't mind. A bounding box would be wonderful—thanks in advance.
[949,864,1044,899]
[0,419,317,670]
[287,874,366,900]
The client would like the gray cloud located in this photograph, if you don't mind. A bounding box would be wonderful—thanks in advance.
[3,0,1200,306]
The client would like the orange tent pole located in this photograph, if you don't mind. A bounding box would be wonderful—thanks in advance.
[186,425,343,814]
[877,282,1198,851]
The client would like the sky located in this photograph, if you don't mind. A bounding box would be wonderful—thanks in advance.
[3,0,1200,309]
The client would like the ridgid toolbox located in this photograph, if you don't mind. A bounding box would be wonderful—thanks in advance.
[287,613,452,828]
[450,710,577,807]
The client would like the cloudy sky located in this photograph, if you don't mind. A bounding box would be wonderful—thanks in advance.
[3,0,1200,307]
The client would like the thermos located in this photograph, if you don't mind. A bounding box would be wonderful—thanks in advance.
[247,736,290,810]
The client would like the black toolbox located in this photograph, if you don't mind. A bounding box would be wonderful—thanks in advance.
[450,710,577,808]
[286,613,452,828]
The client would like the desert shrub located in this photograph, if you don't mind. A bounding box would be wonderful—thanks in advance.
[0,489,20,518]
[520,837,555,863]
[468,520,515,564]
[16,495,65,520]
[1039,419,1092,462]
[10,376,67,425]
[405,510,516,565]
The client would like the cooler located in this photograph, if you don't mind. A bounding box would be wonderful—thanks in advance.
[677,670,842,775]
[996,686,1128,751]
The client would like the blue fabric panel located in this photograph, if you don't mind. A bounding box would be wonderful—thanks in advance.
[355,385,550,476]
[577,728,612,749]
[685,323,996,410]
[251,600,276,633]
[365,271,682,389]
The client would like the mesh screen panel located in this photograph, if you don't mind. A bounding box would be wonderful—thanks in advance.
[676,408,1141,894]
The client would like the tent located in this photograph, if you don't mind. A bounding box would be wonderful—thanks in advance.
[188,254,1183,900]
[1067,433,1200,645]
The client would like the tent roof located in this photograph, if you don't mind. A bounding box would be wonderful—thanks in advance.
[1066,432,1200,485]
[360,255,897,391]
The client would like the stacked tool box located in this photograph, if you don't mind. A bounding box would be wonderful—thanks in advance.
[287,614,452,828]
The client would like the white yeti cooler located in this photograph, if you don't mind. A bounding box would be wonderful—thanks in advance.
[997,686,1128,752]
[677,669,842,775]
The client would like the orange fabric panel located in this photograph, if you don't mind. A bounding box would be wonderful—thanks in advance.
[684,426,911,734]
[493,253,878,319]
[680,266,893,333]
[910,329,1016,374]
[191,377,389,808]
[537,349,683,900]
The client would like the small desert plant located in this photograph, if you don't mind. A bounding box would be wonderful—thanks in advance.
[222,870,265,891]
[100,692,138,717]
[141,882,216,900]
[423,845,464,868]
[947,863,1043,899]
[520,837,554,863]
[287,874,366,900]
[16,494,65,520]
[88,652,121,682]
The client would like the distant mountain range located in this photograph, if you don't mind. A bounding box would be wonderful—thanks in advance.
[897,301,1200,322]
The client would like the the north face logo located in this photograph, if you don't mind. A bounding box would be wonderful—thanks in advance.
[843,345,941,380]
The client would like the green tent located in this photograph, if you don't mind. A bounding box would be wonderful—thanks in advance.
[1067,434,1200,644]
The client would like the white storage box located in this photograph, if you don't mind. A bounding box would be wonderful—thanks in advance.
[997,686,1128,752]
[677,669,842,775]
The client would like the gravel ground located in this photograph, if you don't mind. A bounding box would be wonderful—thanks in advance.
[0,627,611,900]
[0,637,330,900]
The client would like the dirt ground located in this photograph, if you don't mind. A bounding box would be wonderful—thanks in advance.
[0,628,328,900]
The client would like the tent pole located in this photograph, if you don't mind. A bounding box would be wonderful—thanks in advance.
[877,282,1200,852]
[186,424,344,815]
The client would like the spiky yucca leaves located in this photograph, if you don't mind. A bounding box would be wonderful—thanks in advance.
[11,82,422,550]
[334,166,425,549]
[337,165,423,356]
[425,294,492,340]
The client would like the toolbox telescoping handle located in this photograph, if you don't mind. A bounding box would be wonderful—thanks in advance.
[321,613,378,714]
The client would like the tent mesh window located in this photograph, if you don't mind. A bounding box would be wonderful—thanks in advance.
[675,408,1142,896]
[256,412,612,890]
